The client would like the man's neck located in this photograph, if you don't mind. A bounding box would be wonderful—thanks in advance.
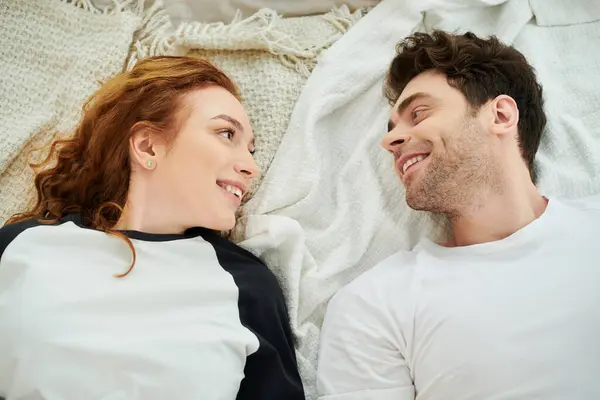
[448,183,548,247]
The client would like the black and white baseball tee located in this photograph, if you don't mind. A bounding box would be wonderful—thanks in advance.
[0,214,304,400]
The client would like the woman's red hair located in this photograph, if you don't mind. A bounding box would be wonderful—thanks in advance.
[6,56,239,277]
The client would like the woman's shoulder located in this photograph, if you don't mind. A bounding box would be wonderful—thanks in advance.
[0,215,81,259]
[1,217,45,259]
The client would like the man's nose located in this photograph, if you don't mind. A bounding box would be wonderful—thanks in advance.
[381,125,411,153]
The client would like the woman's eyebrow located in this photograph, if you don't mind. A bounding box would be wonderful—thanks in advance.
[211,114,244,132]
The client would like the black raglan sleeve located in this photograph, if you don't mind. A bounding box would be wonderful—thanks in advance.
[235,269,305,400]
[208,237,305,400]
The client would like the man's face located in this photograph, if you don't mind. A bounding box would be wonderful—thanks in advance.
[381,70,497,215]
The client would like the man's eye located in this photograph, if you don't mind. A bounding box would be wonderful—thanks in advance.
[412,109,425,122]
[218,129,235,140]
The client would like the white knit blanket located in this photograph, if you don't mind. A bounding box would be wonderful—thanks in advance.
[0,0,150,223]
[239,0,600,397]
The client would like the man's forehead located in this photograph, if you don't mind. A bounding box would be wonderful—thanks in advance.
[394,71,447,107]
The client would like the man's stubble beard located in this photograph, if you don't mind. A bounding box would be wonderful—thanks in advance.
[405,117,502,218]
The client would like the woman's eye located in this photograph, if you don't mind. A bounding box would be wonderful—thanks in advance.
[218,129,235,140]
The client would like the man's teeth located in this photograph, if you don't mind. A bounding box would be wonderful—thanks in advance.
[403,155,426,175]
[224,184,243,199]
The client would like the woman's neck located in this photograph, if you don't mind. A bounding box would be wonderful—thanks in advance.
[114,181,185,234]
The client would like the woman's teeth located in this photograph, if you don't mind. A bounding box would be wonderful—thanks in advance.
[224,184,242,199]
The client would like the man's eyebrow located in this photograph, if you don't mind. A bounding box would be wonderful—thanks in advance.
[396,92,434,115]
[211,114,244,133]
[387,92,434,132]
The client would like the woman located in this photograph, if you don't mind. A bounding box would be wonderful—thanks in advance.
[0,56,304,399]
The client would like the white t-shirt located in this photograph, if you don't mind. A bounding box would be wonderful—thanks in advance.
[317,196,600,400]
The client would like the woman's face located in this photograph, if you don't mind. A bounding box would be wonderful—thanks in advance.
[132,86,258,232]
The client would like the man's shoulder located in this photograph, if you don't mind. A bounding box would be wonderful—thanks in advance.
[553,194,600,226]
[329,250,420,312]
[560,193,600,211]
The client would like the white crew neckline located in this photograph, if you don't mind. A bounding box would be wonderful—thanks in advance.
[416,197,563,258]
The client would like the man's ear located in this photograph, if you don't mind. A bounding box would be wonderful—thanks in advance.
[129,122,166,170]
[489,94,519,137]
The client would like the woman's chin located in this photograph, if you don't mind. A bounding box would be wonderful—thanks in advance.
[203,213,236,232]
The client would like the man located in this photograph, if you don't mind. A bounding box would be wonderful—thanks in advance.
[316,30,600,399]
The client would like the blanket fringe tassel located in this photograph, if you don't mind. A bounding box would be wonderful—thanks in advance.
[60,1,364,78]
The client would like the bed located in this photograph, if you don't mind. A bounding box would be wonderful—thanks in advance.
[1,0,599,399]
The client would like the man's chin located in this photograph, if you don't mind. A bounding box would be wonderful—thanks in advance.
[406,198,424,211]
[405,185,430,212]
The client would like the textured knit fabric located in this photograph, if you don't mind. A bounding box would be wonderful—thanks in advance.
[0,0,143,224]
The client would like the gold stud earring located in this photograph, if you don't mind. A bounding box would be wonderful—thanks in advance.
[147,160,154,168]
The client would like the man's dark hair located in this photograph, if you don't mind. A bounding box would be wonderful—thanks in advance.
[385,30,546,183]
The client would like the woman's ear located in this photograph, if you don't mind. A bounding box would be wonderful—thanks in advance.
[489,94,519,137]
[129,123,166,170]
